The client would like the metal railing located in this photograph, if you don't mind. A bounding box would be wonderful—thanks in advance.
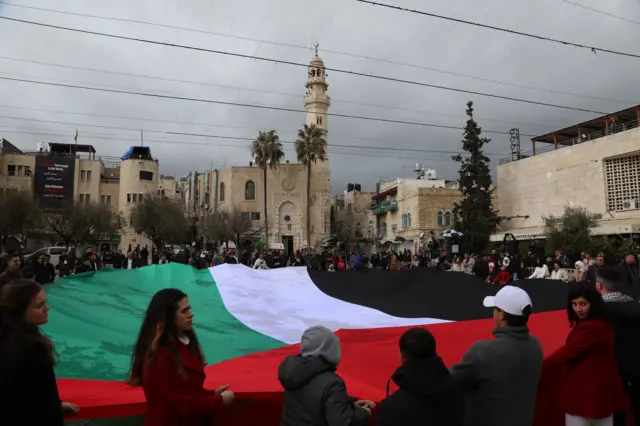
[371,200,398,215]
[500,119,639,165]
[100,178,119,184]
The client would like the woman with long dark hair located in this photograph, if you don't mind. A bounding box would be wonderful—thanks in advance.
[129,288,234,426]
[543,284,626,426]
[0,279,79,425]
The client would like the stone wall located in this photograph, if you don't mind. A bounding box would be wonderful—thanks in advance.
[497,128,640,232]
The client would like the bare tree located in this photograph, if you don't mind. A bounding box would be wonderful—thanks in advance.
[43,202,89,250]
[79,203,124,247]
[130,195,190,250]
[203,208,252,250]
[0,190,43,250]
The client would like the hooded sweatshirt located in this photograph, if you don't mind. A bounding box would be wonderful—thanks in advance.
[375,357,464,426]
[278,326,369,426]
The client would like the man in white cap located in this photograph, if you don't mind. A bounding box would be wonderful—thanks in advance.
[450,286,543,426]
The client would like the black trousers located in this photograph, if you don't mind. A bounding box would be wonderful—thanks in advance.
[614,378,640,426]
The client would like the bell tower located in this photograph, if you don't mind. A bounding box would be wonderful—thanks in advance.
[303,42,331,247]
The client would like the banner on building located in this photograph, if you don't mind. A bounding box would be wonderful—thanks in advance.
[34,155,76,209]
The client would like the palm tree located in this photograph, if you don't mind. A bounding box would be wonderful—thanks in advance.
[295,124,327,248]
[251,130,284,249]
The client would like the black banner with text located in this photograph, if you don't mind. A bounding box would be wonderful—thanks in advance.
[34,155,76,209]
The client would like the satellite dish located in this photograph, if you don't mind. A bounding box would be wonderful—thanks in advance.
[419,232,424,239]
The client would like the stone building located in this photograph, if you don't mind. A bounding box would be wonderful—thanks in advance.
[493,105,640,242]
[0,140,179,251]
[184,48,332,254]
[331,184,377,253]
[371,171,463,253]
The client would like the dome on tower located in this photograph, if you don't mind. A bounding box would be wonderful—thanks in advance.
[310,54,324,67]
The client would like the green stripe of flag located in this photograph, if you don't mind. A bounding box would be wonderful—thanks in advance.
[44,264,286,381]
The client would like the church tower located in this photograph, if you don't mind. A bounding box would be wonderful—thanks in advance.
[304,42,331,247]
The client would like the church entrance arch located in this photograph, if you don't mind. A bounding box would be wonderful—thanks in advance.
[278,201,298,255]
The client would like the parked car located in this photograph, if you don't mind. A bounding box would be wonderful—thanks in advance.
[25,246,75,267]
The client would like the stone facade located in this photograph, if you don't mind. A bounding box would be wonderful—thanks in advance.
[494,126,640,241]
[331,188,376,252]
[0,140,178,251]
[374,178,463,252]
[186,51,332,252]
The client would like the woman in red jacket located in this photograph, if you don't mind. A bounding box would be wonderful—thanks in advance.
[129,288,235,426]
[543,284,626,426]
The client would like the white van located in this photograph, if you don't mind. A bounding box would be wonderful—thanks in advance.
[26,246,74,266]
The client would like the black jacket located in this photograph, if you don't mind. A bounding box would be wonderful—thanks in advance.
[0,338,63,426]
[618,262,640,298]
[375,357,464,426]
[604,295,640,382]
[278,355,370,426]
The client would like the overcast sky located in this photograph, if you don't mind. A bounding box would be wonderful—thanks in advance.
[1,0,639,193]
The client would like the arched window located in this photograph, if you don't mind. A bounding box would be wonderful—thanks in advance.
[382,222,387,235]
[317,115,323,125]
[355,222,362,236]
[219,183,225,201]
[402,213,408,228]
[406,213,411,227]
[437,210,443,226]
[444,211,452,226]
[245,180,256,200]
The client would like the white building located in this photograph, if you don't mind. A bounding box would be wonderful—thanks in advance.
[493,105,640,242]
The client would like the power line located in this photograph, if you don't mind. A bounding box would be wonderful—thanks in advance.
[557,0,640,26]
[0,128,472,163]
[0,56,564,129]
[0,75,536,136]
[0,1,633,105]
[0,103,512,149]
[0,15,609,114]
[0,117,507,156]
[354,0,640,59]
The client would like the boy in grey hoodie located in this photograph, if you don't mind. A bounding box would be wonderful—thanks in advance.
[278,326,373,426]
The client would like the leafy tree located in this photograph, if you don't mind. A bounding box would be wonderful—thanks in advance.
[130,195,190,250]
[79,203,124,246]
[251,130,285,249]
[295,124,327,248]
[0,190,43,250]
[203,208,252,249]
[43,202,89,250]
[451,101,500,254]
[543,205,601,257]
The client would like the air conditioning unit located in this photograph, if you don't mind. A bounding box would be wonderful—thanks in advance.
[621,199,639,210]
[204,204,209,210]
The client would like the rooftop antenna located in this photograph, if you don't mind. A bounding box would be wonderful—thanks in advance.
[140,130,144,147]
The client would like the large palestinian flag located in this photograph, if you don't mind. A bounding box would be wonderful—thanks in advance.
[45,264,571,426]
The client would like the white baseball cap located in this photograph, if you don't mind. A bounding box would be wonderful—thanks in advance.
[482,285,532,316]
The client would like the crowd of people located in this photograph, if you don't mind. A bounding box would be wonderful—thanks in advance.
[1,239,639,425]
[0,261,639,426]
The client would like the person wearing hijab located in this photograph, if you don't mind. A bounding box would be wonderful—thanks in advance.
[569,261,587,282]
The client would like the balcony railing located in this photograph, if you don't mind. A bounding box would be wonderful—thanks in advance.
[100,178,120,184]
[499,119,639,165]
[371,200,398,215]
